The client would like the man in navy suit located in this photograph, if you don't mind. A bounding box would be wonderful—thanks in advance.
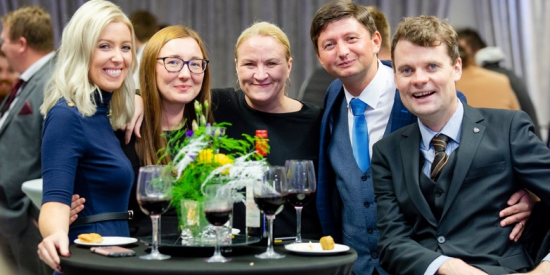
[372,15,550,275]
[310,2,533,274]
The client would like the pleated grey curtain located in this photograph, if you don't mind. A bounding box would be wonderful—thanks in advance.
[1,0,450,98]
[471,0,549,136]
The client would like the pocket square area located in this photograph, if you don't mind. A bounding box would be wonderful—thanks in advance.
[18,100,33,115]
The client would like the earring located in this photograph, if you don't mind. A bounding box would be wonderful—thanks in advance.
[285,77,292,88]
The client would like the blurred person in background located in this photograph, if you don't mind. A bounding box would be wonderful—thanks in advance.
[0,6,56,275]
[456,43,520,110]
[457,28,540,137]
[0,49,19,102]
[130,10,159,88]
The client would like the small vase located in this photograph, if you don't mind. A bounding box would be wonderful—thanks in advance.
[179,199,233,246]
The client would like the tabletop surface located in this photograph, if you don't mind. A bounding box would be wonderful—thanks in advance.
[62,240,357,275]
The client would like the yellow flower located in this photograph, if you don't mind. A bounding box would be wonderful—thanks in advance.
[196,149,215,164]
[196,149,234,167]
[214,153,233,166]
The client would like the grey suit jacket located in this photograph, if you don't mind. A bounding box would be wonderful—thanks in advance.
[372,104,550,275]
[0,57,55,236]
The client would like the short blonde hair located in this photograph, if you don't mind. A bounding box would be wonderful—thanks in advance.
[234,21,291,62]
[41,0,136,129]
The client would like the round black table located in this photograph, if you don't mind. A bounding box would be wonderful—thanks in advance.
[61,241,357,275]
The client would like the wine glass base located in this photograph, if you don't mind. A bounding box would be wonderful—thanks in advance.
[255,251,286,259]
[140,253,171,260]
[205,255,231,263]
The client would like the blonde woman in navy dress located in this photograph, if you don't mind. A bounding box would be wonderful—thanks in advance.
[37,1,136,273]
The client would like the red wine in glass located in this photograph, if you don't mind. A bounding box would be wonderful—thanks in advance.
[254,196,285,215]
[286,191,314,207]
[205,208,231,226]
[138,198,171,216]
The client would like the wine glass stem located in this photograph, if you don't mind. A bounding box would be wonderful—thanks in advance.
[266,215,275,254]
[295,206,303,243]
[151,214,161,255]
[213,226,222,257]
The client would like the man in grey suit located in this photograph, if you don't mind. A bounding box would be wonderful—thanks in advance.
[372,15,550,275]
[0,6,56,275]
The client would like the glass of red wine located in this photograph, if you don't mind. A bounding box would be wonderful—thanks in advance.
[284,160,316,243]
[254,165,287,259]
[203,184,233,263]
[136,165,173,260]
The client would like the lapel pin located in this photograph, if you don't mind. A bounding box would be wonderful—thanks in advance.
[473,127,480,133]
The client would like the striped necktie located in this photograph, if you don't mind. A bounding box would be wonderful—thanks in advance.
[430,134,450,181]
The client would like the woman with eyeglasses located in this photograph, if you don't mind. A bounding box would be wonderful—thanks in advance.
[118,25,214,237]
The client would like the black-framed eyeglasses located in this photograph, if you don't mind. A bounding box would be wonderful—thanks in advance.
[156,57,209,74]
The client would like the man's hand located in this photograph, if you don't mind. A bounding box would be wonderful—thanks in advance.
[507,261,550,274]
[69,194,85,224]
[438,258,489,275]
[499,189,535,242]
[124,93,144,144]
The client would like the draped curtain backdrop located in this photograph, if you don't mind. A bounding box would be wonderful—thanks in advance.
[0,0,450,99]
[472,0,550,139]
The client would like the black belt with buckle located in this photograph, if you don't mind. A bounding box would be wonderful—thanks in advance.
[71,210,134,227]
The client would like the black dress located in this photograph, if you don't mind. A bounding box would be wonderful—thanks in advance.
[211,88,323,240]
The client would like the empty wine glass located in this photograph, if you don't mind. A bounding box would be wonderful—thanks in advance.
[203,184,233,263]
[284,160,316,243]
[137,165,173,260]
[254,165,287,259]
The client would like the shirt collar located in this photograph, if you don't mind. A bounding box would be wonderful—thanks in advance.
[344,59,391,110]
[19,52,55,82]
[419,99,463,150]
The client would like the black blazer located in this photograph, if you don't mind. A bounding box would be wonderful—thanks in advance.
[372,104,550,275]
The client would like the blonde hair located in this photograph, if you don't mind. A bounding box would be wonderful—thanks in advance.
[234,21,291,62]
[41,0,136,129]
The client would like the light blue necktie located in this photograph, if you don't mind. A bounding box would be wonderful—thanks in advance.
[350,98,370,172]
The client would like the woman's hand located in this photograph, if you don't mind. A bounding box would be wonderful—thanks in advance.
[69,194,86,224]
[37,231,70,273]
[124,93,144,144]
[38,202,71,273]
[499,189,536,242]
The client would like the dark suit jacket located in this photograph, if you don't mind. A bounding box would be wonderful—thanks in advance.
[0,57,55,236]
[372,104,550,275]
[317,61,465,242]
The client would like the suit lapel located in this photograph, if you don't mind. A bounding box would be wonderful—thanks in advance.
[440,105,485,219]
[0,78,37,135]
[400,125,437,226]
[0,57,51,135]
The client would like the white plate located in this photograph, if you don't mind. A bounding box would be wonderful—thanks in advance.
[74,236,138,246]
[284,242,349,255]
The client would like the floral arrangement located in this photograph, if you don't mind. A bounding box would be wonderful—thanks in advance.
[162,100,268,228]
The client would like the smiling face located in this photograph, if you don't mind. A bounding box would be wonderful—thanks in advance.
[393,40,462,130]
[88,21,132,92]
[156,37,204,109]
[316,17,380,94]
[235,35,292,109]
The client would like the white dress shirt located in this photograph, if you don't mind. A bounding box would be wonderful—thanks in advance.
[344,59,395,160]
